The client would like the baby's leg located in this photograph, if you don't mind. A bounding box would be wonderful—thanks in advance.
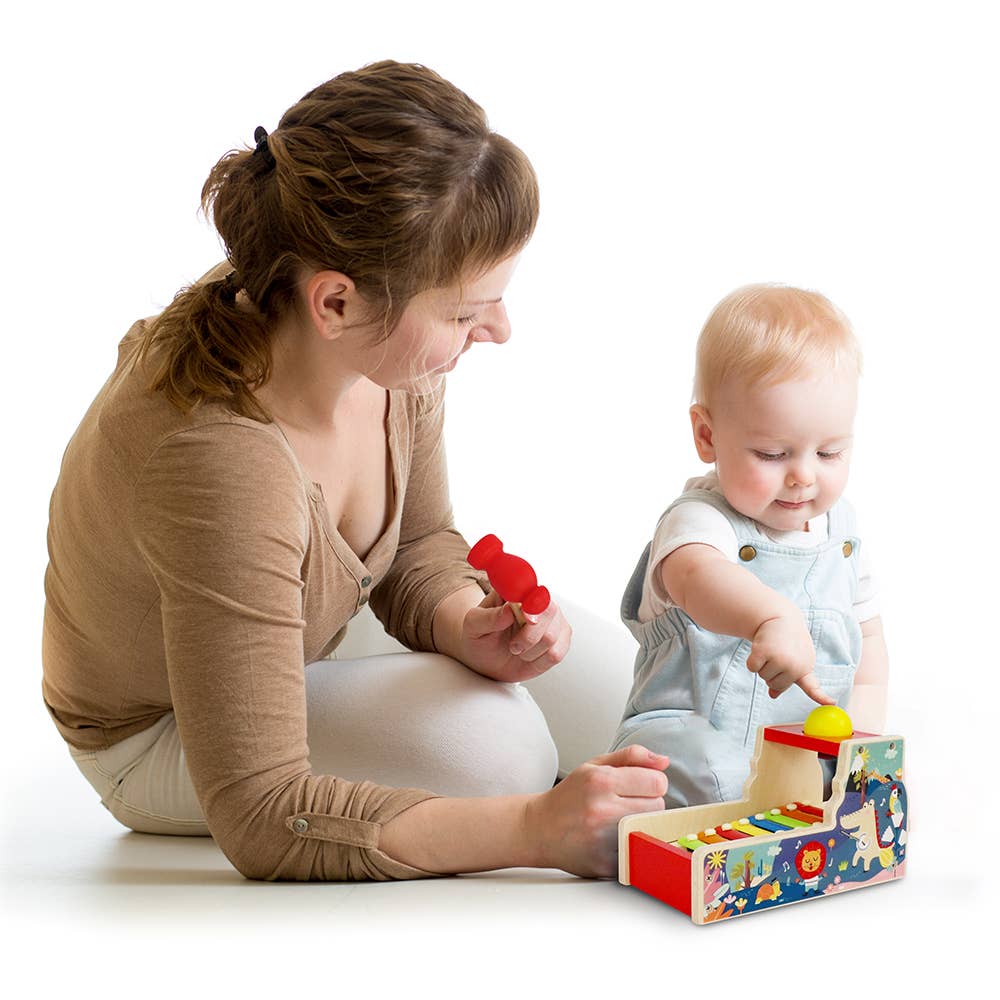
[610,714,749,808]
[520,594,637,777]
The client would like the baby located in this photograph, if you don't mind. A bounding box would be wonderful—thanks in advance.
[612,284,888,808]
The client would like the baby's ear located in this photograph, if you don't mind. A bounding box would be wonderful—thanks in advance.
[689,404,716,462]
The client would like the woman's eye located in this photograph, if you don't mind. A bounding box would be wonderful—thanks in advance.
[754,451,785,462]
[455,315,478,326]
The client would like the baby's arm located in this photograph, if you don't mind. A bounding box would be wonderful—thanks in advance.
[847,615,888,732]
[660,544,832,705]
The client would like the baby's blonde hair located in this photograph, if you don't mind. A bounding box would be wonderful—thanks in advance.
[693,284,861,406]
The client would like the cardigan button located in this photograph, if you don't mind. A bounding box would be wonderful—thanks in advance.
[739,545,757,562]
[361,575,372,588]
[292,818,309,834]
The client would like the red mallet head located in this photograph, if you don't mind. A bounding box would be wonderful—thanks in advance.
[467,534,551,615]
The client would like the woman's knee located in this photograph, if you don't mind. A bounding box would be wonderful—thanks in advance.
[304,652,557,798]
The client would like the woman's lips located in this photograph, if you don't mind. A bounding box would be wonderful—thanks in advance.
[439,340,473,373]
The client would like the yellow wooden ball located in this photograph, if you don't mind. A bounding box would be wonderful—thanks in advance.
[804,705,854,740]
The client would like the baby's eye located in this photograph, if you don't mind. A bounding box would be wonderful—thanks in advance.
[818,450,844,461]
[753,451,785,462]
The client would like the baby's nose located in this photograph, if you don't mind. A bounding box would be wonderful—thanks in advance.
[786,462,815,487]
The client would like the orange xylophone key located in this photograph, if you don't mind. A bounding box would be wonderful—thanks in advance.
[780,802,823,824]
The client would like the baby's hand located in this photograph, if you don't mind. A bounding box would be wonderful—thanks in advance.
[747,616,833,705]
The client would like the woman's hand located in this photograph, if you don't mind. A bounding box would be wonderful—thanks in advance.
[525,746,670,878]
[378,746,668,877]
[431,584,571,682]
[456,587,572,683]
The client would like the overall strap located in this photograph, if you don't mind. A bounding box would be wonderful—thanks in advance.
[663,488,768,543]
[825,495,859,542]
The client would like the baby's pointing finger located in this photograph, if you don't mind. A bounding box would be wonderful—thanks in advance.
[797,672,835,706]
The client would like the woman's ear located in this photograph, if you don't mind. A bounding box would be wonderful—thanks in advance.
[689,404,716,463]
[303,271,358,340]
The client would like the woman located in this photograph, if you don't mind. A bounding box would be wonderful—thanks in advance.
[42,61,668,882]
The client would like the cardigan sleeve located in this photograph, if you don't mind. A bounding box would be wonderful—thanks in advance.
[132,421,439,881]
[369,382,488,652]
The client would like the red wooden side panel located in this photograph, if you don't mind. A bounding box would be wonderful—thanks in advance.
[628,833,692,917]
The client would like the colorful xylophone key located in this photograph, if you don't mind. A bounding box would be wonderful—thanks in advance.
[671,803,823,851]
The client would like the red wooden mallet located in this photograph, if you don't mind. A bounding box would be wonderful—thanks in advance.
[467,534,550,626]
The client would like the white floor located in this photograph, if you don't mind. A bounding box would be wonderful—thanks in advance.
[1,719,985,996]
[4,602,987,992]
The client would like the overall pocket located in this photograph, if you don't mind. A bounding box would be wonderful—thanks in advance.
[708,639,760,747]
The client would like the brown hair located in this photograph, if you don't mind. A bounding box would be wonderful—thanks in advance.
[136,61,539,420]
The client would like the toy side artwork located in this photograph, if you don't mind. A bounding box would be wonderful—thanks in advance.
[692,736,907,923]
[619,718,908,925]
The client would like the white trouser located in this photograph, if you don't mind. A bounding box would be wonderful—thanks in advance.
[70,598,636,835]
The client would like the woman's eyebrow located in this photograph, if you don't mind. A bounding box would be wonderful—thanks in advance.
[449,296,503,307]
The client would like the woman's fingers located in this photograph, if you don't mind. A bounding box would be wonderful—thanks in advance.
[616,793,667,814]
[588,744,669,770]
[582,746,670,799]
[507,604,554,653]
[612,765,669,799]
[464,599,516,639]
[508,601,571,662]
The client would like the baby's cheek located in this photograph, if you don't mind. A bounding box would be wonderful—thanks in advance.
[741,464,778,500]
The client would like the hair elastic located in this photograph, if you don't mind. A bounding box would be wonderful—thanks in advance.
[220,269,241,303]
[253,126,275,168]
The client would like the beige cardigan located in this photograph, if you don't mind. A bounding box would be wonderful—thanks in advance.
[42,302,486,882]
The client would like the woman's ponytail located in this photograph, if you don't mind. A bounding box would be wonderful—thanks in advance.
[136,270,273,421]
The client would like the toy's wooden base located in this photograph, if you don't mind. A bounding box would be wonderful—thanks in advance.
[619,724,908,924]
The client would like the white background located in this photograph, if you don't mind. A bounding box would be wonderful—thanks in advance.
[3,0,993,992]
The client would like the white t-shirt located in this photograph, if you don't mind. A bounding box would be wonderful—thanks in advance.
[638,472,879,624]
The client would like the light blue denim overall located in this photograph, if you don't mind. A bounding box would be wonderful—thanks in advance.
[612,489,862,807]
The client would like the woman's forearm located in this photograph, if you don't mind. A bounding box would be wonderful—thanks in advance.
[378,794,541,873]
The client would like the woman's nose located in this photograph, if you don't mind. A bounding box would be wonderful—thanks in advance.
[474,303,511,344]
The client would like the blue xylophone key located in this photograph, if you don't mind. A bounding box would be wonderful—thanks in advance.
[748,814,788,833]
